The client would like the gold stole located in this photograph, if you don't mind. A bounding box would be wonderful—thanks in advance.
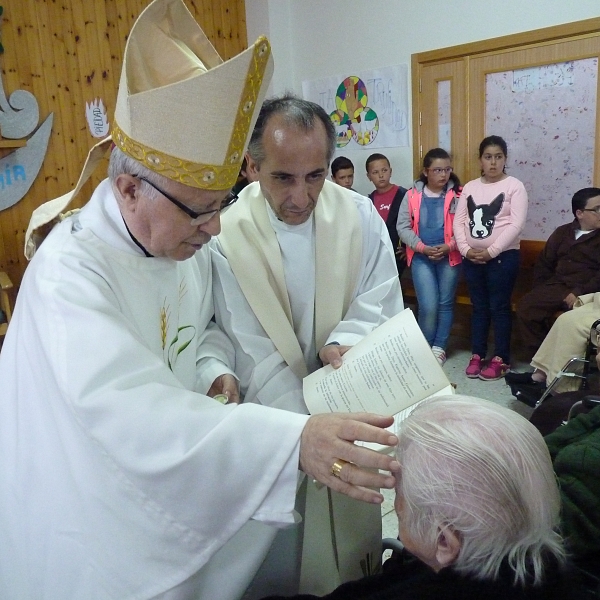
[218,180,362,379]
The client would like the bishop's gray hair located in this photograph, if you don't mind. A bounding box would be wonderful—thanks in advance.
[396,395,565,586]
[247,94,336,167]
[107,147,167,202]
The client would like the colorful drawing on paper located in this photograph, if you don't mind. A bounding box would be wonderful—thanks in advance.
[330,76,379,147]
[303,65,409,149]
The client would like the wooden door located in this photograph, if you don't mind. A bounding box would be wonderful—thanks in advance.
[414,60,467,184]
[414,18,600,241]
[469,37,600,239]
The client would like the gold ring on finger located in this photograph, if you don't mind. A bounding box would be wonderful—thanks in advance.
[331,459,349,478]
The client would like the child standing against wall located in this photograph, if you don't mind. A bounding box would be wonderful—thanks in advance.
[453,135,528,380]
[367,153,407,277]
[397,148,462,365]
[331,156,355,190]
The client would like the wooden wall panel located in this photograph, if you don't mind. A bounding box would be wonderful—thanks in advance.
[0,0,247,290]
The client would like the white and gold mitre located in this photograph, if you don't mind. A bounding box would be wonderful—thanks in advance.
[112,0,273,190]
[25,0,273,258]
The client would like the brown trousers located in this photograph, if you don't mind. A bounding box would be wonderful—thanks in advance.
[516,282,571,355]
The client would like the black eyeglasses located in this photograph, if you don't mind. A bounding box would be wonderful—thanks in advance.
[135,176,238,225]
[581,206,600,214]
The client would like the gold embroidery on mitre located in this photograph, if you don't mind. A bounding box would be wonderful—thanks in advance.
[111,37,271,191]
[224,36,271,167]
[111,124,239,190]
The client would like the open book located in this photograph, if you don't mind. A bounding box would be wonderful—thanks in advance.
[303,308,453,450]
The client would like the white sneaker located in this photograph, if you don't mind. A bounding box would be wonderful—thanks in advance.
[432,346,446,366]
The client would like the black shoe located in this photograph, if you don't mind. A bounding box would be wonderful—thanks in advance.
[511,382,546,407]
[505,371,534,385]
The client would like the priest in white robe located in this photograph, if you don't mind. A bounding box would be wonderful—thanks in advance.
[210,96,404,597]
[0,4,400,599]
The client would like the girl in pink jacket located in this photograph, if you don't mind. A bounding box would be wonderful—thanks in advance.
[397,148,462,366]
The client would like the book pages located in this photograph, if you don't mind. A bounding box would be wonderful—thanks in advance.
[302,308,454,454]
[303,308,451,416]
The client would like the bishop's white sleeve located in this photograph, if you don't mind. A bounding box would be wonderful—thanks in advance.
[194,247,237,393]
[22,241,308,548]
[325,195,405,348]
[210,243,309,414]
[0,197,308,598]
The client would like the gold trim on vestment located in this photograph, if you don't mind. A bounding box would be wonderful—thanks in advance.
[111,123,240,190]
[111,37,272,191]
[224,37,271,174]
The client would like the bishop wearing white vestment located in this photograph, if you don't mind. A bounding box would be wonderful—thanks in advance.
[0,178,309,599]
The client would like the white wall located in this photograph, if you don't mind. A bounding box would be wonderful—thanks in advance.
[246,0,600,195]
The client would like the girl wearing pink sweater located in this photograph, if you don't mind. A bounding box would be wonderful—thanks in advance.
[453,136,528,380]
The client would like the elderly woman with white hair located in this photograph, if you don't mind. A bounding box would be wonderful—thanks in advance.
[264,395,589,599]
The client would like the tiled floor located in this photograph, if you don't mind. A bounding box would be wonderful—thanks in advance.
[380,323,535,540]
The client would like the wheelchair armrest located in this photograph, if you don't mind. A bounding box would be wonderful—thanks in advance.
[582,395,600,409]
[382,538,404,553]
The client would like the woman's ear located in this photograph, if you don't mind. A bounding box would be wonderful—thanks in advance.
[435,525,461,569]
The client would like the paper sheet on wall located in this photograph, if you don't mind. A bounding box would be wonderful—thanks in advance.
[303,309,453,452]
[302,64,409,149]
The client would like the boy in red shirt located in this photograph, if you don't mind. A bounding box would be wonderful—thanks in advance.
[367,153,407,276]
